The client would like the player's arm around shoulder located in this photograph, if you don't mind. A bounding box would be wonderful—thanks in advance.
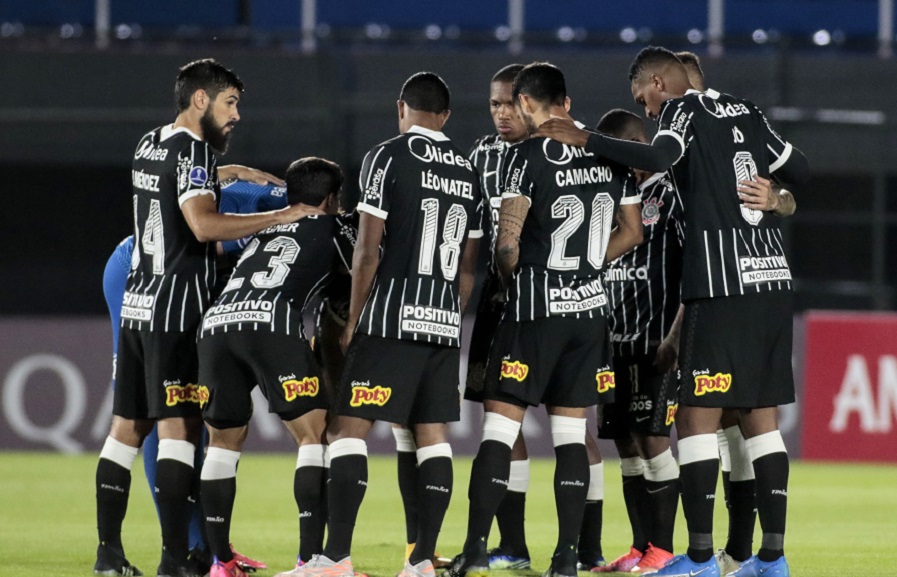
[181,194,323,243]
[605,173,644,262]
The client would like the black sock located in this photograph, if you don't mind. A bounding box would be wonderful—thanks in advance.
[96,458,131,547]
[722,470,732,509]
[156,459,195,564]
[725,480,756,561]
[679,459,718,563]
[552,444,589,569]
[464,440,512,557]
[410,456,453,565]
[645,478,678,553]
[200,477,235,563]
[496,491,529,558]
[397,451,419,546]
[622,473,649,552]
[578,500,603,563]
[753,452,788,562]
[295,465,326,562]
[323,454,367,561]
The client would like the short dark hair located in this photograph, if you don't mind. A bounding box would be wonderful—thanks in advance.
[175,58,244,112]
[399,72,450,114]
[491,63,525,85]
[285,157,344,206]
[628,46,682,83]
[595,108,646,141]
[675,51,704,79]
[512,61,566,107]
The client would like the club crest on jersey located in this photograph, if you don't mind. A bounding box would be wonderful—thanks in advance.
[164,381,206,407]
[349,382,392,407]
[693,370,732,396]
[542,139,594,165]
[500,359,529,382]
[642,197,663,225]
[665,402,678,425]
[189,166,208,187]
[282,377,319,401]
[596,368,616,393]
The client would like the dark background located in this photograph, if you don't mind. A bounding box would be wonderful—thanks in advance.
[1,1,895,315]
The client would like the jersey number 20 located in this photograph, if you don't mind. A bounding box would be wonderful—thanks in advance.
[548,193,614,271]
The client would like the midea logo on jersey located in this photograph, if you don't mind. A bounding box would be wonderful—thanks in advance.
[698,95,751,119]
[605,266,648,282]
[408,135,472,169]
[134,140,169,162]
[542,139,594,165]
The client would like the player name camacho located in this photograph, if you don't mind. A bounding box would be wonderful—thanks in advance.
[738,255,792,284]
[548,278,607,314]
[554,165,613,187]
[132,169,160,192]
[401,305,461,338]
[420,170,474,200]
[203,300,273,329]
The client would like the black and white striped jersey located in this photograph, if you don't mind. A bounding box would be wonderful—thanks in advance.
[122,125,219,333]
[501,127,640,323]
[657,88,795,301]
[354,125,484,348]
[199,215,347,339]
[606,172,683,356]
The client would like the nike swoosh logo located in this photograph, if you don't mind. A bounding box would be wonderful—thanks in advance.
[635,416,650,423]
[646,486,670,494]
[690,568,710,576]
[484,170,498,178]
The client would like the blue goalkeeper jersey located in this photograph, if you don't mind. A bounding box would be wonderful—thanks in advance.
[218,179,288,254]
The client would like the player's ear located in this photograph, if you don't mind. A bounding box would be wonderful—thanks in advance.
[651,73,664,93]
[396,100,405,120]
[563,96,571,112]
[438,109,451,129]
[193,89,209,111]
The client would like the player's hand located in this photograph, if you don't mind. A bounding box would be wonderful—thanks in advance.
[737,176,777,211]
[219,164,286,186]
[279,203,326,223]
[532,117,590,147]
[653,337,678,373]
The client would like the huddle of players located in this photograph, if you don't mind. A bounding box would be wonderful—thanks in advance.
[95,45,807,577]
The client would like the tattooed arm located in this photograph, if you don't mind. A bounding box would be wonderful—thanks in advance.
[496,196,530,285]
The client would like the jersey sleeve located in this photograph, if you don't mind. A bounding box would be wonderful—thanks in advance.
[177,141,217,206]
[333,214,358,273]
[500,143,534,205]
[619,170,641,206]
[356,144,394,220]
[752,104,794,173]
[654,98,693,164]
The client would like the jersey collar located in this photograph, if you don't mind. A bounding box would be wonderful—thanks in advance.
[160,123,203,142]
[407,125,449,141]
[686,87,721,99]
[639,171,665,192]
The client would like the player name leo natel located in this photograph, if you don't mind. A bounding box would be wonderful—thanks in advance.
[420,170,474,200]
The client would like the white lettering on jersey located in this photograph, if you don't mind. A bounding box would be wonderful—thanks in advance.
[420,170,474,200]
[738,255,791,285]
[400,305,461,338]
[132,170,160,192]
[554,166,613,187]
[542,140,594,165]
[547,279,607,314]
[134,141,169,162]
[408,136,472,169]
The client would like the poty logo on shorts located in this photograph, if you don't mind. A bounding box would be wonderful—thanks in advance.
[694,372,732,396]
[349,385,392,407]
[500,360,529,382]
[596,370,616,393]
[197,385,210,408]
[665,403,678,425]
[189,166,208,187]
[283,377,319,401]
[165,383,205,407]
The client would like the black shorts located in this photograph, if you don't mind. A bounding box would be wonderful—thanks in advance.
[483,316,614,408]
[678,291,794,409]
[337,334,460,425]
[198,330,327,429]
[464,301,503,403]
[314,299,349,406]
[114,327,202,420]
[598,352,678,440]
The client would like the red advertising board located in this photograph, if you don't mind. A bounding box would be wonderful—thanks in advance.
[802,312,897,462]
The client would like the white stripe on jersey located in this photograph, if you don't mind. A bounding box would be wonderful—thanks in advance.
[718,230,729,297]
[703,233,713,298]
[734,229,745,295]
[164,273,177,332]
[381,278,395,337]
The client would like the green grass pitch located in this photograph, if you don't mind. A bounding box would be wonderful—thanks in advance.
[1,453,894,576]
